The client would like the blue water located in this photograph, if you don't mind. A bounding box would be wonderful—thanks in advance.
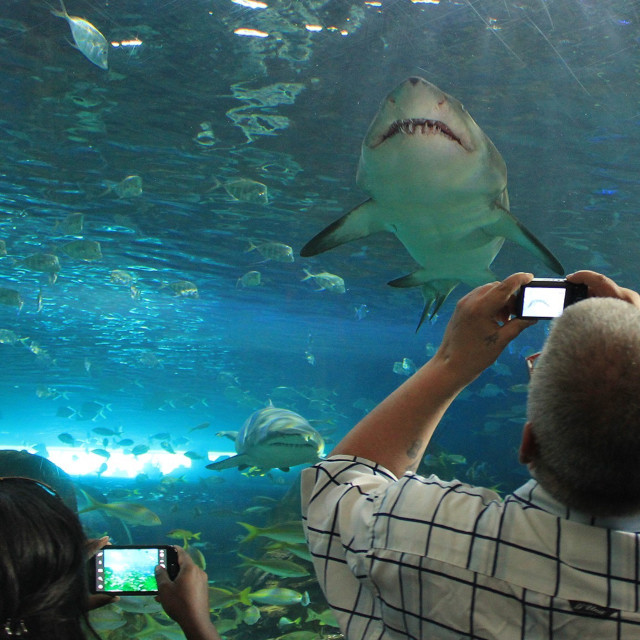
[2,0,640,636]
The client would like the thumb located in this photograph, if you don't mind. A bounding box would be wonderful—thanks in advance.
[502,317,537,343]
[154,564,171,588]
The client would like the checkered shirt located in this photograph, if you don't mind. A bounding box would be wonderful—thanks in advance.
[301,455,640,639]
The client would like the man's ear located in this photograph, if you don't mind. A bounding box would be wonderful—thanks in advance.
[519,421,537,465]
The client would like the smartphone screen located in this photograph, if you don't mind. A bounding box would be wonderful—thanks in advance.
[92,546,172,595]
[520,285,567,319]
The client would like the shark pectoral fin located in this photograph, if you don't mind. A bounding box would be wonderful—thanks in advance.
[206,453,245,471]
[300,199,387,257]
[486,207,564,275]
[388,271,427,288]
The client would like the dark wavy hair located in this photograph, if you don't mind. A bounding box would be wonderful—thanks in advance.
[0,478,94,639]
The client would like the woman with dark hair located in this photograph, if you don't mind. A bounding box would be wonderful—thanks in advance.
[0,477,222,640]
[0,477,92,639]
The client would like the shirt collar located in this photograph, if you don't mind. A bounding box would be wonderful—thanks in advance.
[514,478,640,532]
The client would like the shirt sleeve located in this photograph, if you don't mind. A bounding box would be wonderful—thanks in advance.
[300,456,398,604]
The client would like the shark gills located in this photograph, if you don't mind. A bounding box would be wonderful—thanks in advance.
[301,76,563,329]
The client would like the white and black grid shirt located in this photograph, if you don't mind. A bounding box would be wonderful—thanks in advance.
[301,455,640,639]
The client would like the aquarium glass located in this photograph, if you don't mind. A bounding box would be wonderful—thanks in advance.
[1,0,639,637]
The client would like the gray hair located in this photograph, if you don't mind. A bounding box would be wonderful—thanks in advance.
[526,297,640,516]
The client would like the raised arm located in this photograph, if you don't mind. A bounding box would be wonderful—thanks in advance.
[155,546,221,640]
[330,272,536,477]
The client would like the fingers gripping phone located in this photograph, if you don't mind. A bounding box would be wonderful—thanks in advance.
[515,278,588,320]
[89,545,179,595]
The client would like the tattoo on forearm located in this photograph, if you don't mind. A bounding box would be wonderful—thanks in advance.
[484,333,499,346]
[407,440,422,459]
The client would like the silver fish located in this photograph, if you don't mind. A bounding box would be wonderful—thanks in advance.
[61,239,102,261]
[247,241,294,263]
[302,269,345,293]
[51,0,108,70]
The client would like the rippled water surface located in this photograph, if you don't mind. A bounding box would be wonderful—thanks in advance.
[1,0,640,637]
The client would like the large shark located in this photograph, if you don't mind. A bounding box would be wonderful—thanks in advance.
[301,76,564,328]
[206,405,324,473]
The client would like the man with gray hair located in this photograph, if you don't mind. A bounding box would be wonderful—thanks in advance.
[302,270,640,639]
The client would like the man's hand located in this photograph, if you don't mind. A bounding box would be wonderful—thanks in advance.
[567,271,640,308]
[433,272,537,387]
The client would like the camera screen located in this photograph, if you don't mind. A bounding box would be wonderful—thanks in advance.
[94,547,166,593]
[520,286,567,318]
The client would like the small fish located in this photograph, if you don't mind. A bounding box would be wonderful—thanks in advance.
[51,0,108,70]
[184,450,204,460]
[237,520,306,545]
[477,383,506,398]
[393,357,417,377]
[238,554,310,578]
[138,351,162,368]
[131,444,149,456]
[209,586,252,610]
[223,178,269,205]
[0,287,23,310]
[61,239,102,261]
[248,588,310,607]
[247,241,294,263]
[188,422,211,433]
[354,303,369,320]
[110,269,134,285]
[302,269,345,293]
[151,432,171,440]
[277,616,302,632]
[57,431,77,444]
[116,438,134,446]
[165,280,199,298]
[265,541,313,563]
[87,607,126,631]
[112,175,142,198]
[236,270,261,288]
[242,605,261,626]
[22,253,61,276]
[306,607,340,627]
[78,489,161,526]
[167,529,201,544]
[91,448,111,459]
[0,329,26,345]
[92,427,118,436]
[54,212,84,235]
[187,545,207,570]
[160,440,175,454]
[273,631,319,640]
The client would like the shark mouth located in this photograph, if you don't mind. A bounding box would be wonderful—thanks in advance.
[374,118,464,148]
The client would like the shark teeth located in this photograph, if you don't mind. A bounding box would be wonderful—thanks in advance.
[377,118,463,147]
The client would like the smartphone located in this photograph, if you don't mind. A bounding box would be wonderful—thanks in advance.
[515,278,588,320]
[89,545,179,595]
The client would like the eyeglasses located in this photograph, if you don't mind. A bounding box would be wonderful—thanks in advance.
[0,476,60,499]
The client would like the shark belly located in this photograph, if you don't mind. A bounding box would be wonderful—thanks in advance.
[301,76,563,329]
